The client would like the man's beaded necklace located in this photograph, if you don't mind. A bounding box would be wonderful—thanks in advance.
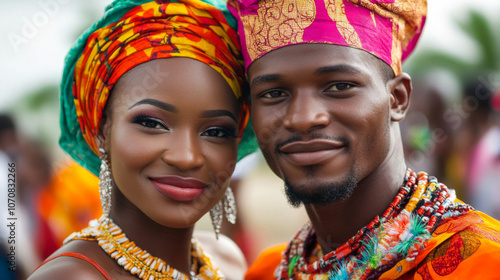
[65,216,224,280]
[276,169,473,280]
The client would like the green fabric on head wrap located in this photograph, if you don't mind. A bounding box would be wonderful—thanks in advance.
[59,0,257,176]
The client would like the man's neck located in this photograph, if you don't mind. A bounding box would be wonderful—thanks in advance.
[304,136,407,252]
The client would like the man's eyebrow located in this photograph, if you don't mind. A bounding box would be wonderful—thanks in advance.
[315,64,362,76]
[128,98,178,113]
[200,110,237,122]
[251,64,362,87]
[250,74,282,88]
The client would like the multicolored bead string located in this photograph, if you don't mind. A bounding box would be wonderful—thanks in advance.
[276,169,473,280]
[65,216,224,280]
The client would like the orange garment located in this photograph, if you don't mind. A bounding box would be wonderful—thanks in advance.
[245,243,287,280]
[37,160,101,245]
[245,211,500,280]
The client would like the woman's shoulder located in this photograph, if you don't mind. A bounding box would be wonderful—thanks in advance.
[194,230,247,280]
[28,240,112,280]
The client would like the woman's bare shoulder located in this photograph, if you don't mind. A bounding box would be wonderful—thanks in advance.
[27,254,107,280]
[194,230,247,280]
[27,240,111,280]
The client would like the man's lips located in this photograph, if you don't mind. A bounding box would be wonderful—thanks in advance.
[279,139,345,166]
[280,139,345,153]
[149,176,207,202]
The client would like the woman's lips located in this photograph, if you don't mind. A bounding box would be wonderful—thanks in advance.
[149,175,207,202]
[279,139,345,166]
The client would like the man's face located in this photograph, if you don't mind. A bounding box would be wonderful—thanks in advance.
[247,44,394,206]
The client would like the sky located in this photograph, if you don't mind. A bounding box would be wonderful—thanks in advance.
[0,0,109,110]
[0,0,499,111]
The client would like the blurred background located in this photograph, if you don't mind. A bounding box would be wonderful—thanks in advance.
[1,0,500,279]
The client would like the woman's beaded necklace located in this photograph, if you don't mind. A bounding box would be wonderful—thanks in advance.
[65,216,224,280]
[276,169,473,280]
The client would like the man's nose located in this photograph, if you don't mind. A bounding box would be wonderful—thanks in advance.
[283,93,330,133]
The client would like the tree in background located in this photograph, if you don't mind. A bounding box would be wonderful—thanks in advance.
[406,9,499,80]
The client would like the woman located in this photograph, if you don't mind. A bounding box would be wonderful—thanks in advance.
[28,0,256,279]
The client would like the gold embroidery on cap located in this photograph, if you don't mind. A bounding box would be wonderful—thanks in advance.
[238,0,316,62]
[324,0,362,48]
[346,0,426,75]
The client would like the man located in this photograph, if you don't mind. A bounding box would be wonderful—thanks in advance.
[228,0,500,278]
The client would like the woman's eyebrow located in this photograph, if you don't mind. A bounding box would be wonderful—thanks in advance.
[200,110,237,122]
[128,98,178,113]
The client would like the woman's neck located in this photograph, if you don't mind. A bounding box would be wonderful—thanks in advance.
[110,185,195,275]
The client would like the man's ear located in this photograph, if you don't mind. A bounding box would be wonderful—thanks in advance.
[387,73,412,122]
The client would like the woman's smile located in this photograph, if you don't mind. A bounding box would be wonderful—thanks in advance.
[149,175,208,202]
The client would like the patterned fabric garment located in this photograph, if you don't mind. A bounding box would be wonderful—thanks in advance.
[60,0,257,176]
[228,0,427,75]
[245,170,500,280]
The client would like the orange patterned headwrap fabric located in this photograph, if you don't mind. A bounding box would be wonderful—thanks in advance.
[75,0,244,154]
[227,0,427,75]
[60,0,258,176]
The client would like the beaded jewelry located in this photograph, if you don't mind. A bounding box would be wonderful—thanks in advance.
[65,216,224,280]
[276,169,473,280]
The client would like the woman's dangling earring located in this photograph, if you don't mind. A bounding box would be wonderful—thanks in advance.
[210,200,223,240]
[210,187,237,239]
[99,148,112,220]
[223,187,237,224]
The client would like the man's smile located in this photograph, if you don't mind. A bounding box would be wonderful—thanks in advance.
[278,138,346,166]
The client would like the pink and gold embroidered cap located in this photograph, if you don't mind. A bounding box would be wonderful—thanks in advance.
[228,0,427,75]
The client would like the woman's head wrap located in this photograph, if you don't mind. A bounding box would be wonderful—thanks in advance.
[60,0,257,176]
[228,0,427,75]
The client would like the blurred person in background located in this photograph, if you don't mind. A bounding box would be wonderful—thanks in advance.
[0,114,19,280]
[0,115,18,160]
[454,77,500,219]
[401,73,455,189]
[0,114,58,279]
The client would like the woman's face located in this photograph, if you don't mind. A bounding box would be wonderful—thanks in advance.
[102,58,240,228]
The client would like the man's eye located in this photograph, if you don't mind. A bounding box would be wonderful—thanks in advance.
[262,90,285,98]
[328,83,352,91]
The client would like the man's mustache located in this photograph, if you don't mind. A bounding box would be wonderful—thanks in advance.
[274,133,349,154]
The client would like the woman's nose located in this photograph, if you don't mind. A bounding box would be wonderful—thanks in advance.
[161,131,205,170]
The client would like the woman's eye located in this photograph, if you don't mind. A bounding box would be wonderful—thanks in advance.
[139,120,162,129]
[202,127,236,138]
[328,83,352,91]
[262,90,285,99]
[132,115,167,130]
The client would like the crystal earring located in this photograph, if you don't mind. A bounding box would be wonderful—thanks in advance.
[99,148,112,220]
[210,187,237,239]
[210,200,223,240]
[223,187,237,224]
